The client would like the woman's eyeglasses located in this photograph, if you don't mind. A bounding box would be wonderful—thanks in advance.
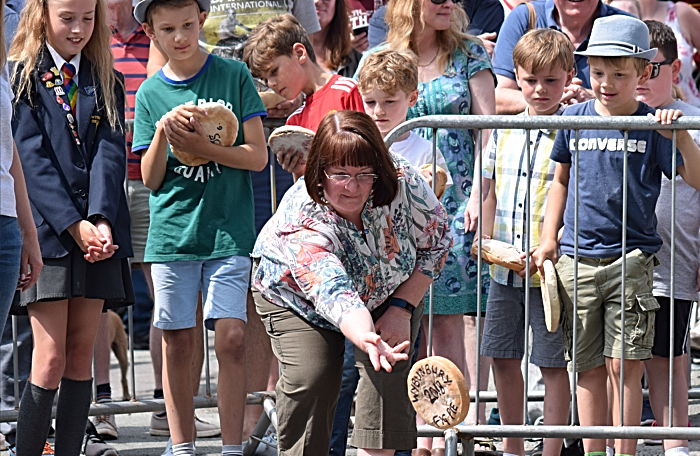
[324,170,378,185]
[650,58,675,79]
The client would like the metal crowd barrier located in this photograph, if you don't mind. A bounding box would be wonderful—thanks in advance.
[385,114,700,455]
[3,115,700,456]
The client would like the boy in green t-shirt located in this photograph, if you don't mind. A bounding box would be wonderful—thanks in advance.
[132,0,268,453]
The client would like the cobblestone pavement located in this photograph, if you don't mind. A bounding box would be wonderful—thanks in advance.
[7,332,700,455]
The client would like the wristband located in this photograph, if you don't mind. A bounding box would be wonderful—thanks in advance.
[389,297,416,315]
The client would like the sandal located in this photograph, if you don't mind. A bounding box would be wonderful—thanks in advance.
[473,438,497,453]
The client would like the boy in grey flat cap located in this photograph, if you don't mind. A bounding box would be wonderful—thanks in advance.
[533,14,700,456]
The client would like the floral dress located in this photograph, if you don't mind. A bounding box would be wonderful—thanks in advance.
[407,40,492,315]
[252,157,453,331]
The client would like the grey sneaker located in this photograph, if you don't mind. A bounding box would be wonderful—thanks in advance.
[92,415,118,440]
[83,421,118,456]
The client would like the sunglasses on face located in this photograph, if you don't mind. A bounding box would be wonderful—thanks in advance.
[650,58,675,79]
[430,0,459,5]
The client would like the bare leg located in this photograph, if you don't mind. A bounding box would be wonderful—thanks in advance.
[267,358,279,391]
[492,358,525,455]
[94,312,111,386]
[464,315,490,424]
[215,318,247,444]
[162,327,196,444]
[644,355,689,451]
[606,358,643,455]
[243,291,274,440]
[191,294,204,397]
[540,367,570,456]
[576,365,608,454]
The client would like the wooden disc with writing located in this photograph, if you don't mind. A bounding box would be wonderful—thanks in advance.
[542,259,560,332]
[407,356,469,429]
[169,102,239,167]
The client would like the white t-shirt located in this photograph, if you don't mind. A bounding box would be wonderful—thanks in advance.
[389,131,453,188]
[0,66,16,218]
[652,100,700,301]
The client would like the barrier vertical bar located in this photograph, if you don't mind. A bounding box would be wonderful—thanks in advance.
[668,129,677,426]
[572,129,579,425]
[523,128,531,424]
[11,316,19,409]
[476,128,483,425]
[204,328,211,397]
[270,147,278,215]
[428,128,437,357]
[128,305,136,400]
[619,130,629,428]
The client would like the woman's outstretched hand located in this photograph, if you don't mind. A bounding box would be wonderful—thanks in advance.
[362,332,410,372]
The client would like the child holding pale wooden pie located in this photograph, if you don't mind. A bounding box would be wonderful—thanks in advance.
[131,0,268,453]
[476,29,573,456]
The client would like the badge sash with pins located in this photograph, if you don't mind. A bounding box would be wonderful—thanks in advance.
[46,66,81,146]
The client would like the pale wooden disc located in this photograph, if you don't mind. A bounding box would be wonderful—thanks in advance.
[470,239,527,272]
[169,102,239,167]
[542,259,560,332]
[417,164,448,199]
[268,125,315,159]
[408,356,469,429]
[258,91,287,110]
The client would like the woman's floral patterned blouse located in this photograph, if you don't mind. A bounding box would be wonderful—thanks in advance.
[252,156,453,331]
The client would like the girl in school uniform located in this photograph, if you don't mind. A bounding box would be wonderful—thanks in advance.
[9,0,134,451]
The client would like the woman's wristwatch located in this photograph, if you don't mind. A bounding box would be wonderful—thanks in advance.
[389,297,416,315]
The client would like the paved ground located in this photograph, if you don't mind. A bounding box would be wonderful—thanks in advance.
[7,331,700,455]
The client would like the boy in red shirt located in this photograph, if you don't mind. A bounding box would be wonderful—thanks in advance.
[243,14,364,179]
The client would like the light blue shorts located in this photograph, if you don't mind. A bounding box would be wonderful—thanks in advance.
[151,255,250,331]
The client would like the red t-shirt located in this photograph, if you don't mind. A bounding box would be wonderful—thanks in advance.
[110,26,150,180]
[286,75,365,131]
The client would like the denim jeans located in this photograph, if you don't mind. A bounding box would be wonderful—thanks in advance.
[0,216,21,329]
[328,328,422,455]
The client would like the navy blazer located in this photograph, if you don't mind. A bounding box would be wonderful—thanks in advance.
[11,48,133,259]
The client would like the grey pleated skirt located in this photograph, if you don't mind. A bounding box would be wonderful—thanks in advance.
[11,248,135,315]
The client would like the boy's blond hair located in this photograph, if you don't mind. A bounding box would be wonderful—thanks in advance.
[513,29,575,74]
[587,55,649,76]
[357,49,418,97]
[242,14,316,79]
[10,0,122,129]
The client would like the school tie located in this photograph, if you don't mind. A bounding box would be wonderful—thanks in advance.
[62,63,77,115]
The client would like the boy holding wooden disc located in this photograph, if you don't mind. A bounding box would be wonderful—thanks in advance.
[478,29,574,456]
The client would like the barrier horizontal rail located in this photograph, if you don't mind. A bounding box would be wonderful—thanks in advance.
[384,115,700,146]
[417,425,700,440]
[0,392,275,422]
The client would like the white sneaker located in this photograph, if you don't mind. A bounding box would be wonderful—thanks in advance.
[93,415,119,440]
[149,413,221,438]
[194,414,221,438]
[0,433,6,451]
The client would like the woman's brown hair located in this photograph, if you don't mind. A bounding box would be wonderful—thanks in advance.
[322,0,352,71]
[305,110,399,208]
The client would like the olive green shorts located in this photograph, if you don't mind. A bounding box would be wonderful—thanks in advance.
[555,249,660,372]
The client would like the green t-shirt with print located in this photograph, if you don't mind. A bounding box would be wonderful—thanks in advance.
[133,54,266,262]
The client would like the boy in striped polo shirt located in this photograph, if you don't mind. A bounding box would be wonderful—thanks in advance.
[478,29,574,456]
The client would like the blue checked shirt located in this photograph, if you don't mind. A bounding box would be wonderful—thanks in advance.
[483,106,565,287]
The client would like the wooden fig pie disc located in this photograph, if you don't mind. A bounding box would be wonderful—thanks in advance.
[542,259,560,332]
[169,102,239,167]
[408,356,469,429]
